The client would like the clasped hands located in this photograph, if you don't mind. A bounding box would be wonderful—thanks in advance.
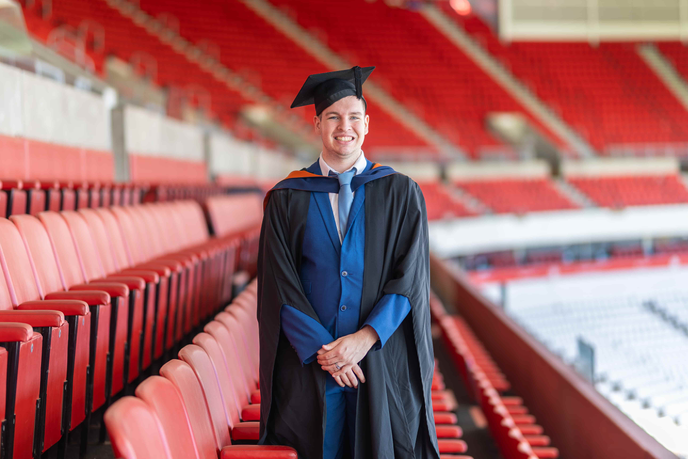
[316,325,379,389]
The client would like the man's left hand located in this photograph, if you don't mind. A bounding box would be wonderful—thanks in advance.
[317,325,379,377]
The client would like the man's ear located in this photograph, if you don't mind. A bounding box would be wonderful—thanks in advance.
[364,114,370,135]
[314,114,321,133]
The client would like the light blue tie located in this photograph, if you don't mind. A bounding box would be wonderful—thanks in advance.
[330,168,356,239]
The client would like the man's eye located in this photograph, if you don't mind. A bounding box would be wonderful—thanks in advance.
[329,117,338,120]
[351,117,359,121]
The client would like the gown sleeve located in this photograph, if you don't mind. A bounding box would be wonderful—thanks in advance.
[281,304,335,364]
[362,294,411,350]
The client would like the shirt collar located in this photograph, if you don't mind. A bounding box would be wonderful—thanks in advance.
[319,151,367,177]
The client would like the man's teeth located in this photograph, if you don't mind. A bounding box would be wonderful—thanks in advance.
[336,136,353,141]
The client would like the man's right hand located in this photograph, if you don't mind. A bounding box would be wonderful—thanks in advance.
[329,363,366,389]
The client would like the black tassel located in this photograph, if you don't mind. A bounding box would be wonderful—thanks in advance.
[354,66,362,99]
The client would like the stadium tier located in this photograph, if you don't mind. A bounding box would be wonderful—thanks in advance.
[454,178,579,214]
[568,174,688,208]
[441,9,688,154]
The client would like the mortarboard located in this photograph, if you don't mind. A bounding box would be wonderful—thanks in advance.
[291,66,375,116]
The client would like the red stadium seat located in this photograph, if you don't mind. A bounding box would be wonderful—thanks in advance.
[59,211,150,383]
[36,211,132,401]
[0,217,96,452]
[2,180,27,217]
[178,344,260,442]
[0,323,43,459]
[104,396,172,458]
[159,359,298,458]
[10,214,112,424]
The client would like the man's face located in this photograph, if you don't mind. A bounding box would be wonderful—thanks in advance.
[314,96,369,161]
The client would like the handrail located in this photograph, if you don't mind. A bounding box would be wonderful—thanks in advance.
[156,12,180,34]
[46,25,96,74]
[129,50,158,83]
[196,40,220,62]
[79,20,105,53]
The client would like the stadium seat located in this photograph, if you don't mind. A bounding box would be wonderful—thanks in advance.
[0,323,43,459]
[159,359,298,457]
[2,180,27,217]
[0,217,96,452]
[59,211,150,383]
[35,212,132,400]
[178,344,260,442]
[104,396,172,458]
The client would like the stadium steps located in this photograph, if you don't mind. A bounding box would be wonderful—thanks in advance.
[235,0,462,158]
[637,43,688,115]
[552,178,597,208]
[419,5,595,159]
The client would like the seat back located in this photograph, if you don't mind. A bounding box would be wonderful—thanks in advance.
[160,360,222,457]
[78,209,119,275]
[192,333,242,426]
[216,312,258,391]
[125,207,163,259]
[109,207,146,265]
[203,321,250,408]
[178,345,233,446]
[135,376,201,459]
[10,215,67,296]
[93,208,132,270]
[104,396,172,459]
[60,211,106,282]
[37,212,87,289]
[0,218,43,304]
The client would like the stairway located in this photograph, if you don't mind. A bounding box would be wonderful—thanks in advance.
[637,43,688,115]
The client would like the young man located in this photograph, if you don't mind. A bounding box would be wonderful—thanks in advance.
[258,66,439,459]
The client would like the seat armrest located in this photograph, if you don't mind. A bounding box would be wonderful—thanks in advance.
[0,323,34,342]
[71,282,129,298]
[241,404,261,421]
[20,299,89,316]
[117,270,161,283]
[100,276,146,291]
[220,446,298,459]
[230,421,260,441]
[45,290,110,307]
[0,309,65,328]
[139,261,182,273]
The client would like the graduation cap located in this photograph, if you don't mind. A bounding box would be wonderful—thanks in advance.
[291,66,375,116]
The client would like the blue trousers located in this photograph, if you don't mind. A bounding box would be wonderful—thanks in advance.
[324,377,358,459]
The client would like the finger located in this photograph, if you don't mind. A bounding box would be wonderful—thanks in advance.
[321,364,339,373]
[340,373,353,388]
[334,375,345,388]
[332,364,354,378]
[352,365,366,384]
[346,370,358,388]
[317,353,341,365]
[321,338,341,351]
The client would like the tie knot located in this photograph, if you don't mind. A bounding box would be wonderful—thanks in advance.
[330,168,356,187]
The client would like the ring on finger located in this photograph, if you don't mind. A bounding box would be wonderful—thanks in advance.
[335,363,341,370]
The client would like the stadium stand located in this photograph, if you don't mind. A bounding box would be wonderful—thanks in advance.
[418,182,478,220]
[454,178,579,214]
[266,0,564,157]
[441,10,688,153]
[567,175,688,208]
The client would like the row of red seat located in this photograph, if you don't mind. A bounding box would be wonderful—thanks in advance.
[0,180,145,218]
[431,296,560,459]
[105,279,475,458]
[0,196,260,458]
[423,174,688,219]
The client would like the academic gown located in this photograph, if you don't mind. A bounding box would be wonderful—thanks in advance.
[257,162,440,459]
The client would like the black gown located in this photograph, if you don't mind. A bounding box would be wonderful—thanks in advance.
[257,172,439,459]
